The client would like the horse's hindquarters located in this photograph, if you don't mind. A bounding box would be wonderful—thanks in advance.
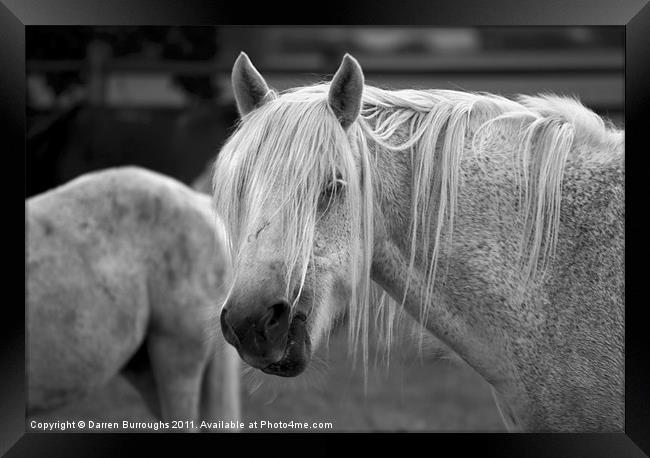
[27,212,149,413]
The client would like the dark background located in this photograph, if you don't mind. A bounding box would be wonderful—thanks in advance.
[26,26,623,197]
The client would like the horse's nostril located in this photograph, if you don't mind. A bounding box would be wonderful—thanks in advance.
[263,300,290,340]
[267,302,287,326]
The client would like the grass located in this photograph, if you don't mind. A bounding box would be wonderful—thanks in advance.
[29,324,505,432]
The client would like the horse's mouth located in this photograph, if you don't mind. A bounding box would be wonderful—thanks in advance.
[261,313,311,377]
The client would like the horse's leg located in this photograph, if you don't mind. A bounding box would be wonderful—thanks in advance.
[148,331,207,432]
[123,370,161,419]
[200,341,241,431]
[121,339,162,419]
[222,343,241,425]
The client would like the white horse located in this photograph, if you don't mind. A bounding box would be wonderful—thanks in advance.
[212,53,624,431]
[27,167,240,430]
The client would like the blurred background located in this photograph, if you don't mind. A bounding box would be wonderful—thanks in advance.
[26,26,624,431]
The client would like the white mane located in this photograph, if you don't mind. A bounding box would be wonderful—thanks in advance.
[213,82,623,368]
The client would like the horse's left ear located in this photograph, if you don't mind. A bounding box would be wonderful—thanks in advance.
[328,54,364,129]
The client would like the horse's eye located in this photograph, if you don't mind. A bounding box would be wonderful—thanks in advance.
[321,176,345,198]
[318,176,346,212]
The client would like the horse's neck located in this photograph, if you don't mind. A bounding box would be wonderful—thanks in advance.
[369,117,624,388]
[369,129,520,385]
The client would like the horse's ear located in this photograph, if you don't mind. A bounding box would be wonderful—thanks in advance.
[231,52,275,117]
[328,54,364,129]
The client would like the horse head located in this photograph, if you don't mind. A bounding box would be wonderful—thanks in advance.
[215,52,371,376]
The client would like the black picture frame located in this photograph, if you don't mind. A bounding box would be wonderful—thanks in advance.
[4,0,648,456]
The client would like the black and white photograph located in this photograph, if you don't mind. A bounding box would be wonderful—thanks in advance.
[4,2,649,454]
[23,24,625,432]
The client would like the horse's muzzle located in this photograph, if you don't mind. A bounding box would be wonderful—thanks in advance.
[220,298,291,368]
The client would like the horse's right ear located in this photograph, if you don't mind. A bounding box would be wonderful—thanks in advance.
[231,52,275,117]
[328,54,364,129]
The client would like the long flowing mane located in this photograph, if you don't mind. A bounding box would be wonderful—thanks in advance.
[212,82,623,368]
